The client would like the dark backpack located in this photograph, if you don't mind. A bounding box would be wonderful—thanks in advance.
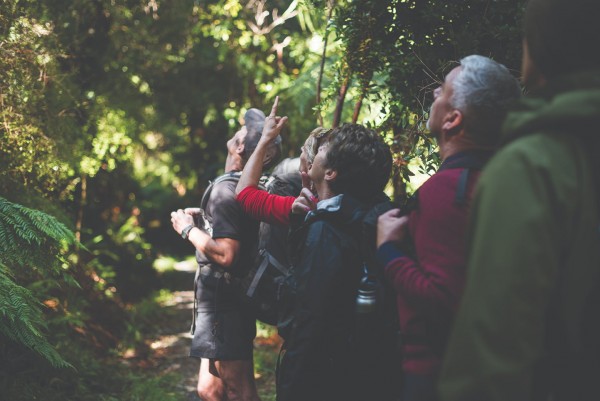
[237,171,301,325]
[353,196,403,401]
[295,194,402,400]
[196,170,301,326]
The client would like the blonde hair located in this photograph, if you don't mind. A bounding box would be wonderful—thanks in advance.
[303,127,332,165]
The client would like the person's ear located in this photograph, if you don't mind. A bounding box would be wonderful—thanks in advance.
[236,142,245,155]
[324,168,337,183]
[442,109,463,137]
[521,39,546,90]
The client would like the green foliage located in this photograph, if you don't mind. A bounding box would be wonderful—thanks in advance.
[0,339,182,401]
[124,375,181,401]
[255,322,279,401]
[310,0,526,197]
[0,9,74,197]
[121,289,174,347]
[0,1,530,396]
[0,264,71,368]
[0,197,78,367]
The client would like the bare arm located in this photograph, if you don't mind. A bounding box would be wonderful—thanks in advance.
[170,209,239,267]
[235,96,287,196]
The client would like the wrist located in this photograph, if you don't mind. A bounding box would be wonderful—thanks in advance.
[181,224,195,240]
[376,241,406,267]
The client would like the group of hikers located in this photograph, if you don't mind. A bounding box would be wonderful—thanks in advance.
[169,0,600,400]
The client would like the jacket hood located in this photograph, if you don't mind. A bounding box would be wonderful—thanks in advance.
[307,194,367,228]
[502,69,600,143]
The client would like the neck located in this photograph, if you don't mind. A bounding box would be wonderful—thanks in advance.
[225,155,243,173]
[439,133,485,161]
[314,183,337,202]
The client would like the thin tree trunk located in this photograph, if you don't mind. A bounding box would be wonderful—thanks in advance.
[75,174,87,242]
[332,72,350,128]
[316,0,335,126]
[352,72,373,123]
[352,93,364,123]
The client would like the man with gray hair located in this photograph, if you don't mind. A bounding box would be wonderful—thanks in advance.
[171,107,281,401]
[376,55,520,401]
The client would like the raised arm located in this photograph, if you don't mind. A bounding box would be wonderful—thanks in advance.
[235,96,287,196]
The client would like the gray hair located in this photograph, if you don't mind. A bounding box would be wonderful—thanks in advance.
[451,55,521,146]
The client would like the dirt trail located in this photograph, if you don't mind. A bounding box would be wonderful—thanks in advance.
[122,260,201,400]
[137,263,279,400]
[145,288,202,400]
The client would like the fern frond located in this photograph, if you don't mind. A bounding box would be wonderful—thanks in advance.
[0,197,78,274]
[0,198,79,369]
[0,264,72,368]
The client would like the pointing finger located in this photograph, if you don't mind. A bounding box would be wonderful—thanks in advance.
[269,96,279,118]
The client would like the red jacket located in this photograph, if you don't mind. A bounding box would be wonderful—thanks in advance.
[236,185,294,226]
[376,151,490,375]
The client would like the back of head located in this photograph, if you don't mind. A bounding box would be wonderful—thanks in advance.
[451,55,522,147]
[525,0,600,79]
[242,108,282,170]
[325,124,392,203]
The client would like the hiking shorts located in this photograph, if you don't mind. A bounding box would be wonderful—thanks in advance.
[189,268,256,360]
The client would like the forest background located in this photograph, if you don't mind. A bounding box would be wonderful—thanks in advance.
[1,0,525,400]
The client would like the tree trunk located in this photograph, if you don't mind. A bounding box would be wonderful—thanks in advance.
[352,72,373,123]
[75,174,87,242]
[332,72,350,128]
[316,0,336,126]
[352,93,363,123]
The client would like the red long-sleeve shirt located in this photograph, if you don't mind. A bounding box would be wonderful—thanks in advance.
[376,152,486,376]
[236,185,295,226]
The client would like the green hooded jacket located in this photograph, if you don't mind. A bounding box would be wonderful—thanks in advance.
[439,70,600,401]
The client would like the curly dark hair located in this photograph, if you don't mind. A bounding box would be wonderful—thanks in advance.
[324,123,392,202]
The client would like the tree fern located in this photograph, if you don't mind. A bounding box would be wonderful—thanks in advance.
[0,197,77,368]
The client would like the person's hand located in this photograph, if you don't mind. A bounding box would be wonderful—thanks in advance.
[376,208,409,248]
[292,172,318,214]
[300,170,312,190]
[261,96,288,143]
[292,187,319,214]
[184,207,201,217]
[171,209,195,235]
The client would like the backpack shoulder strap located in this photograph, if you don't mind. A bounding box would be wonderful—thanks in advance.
[444,152,492,207]
[361,198,395,277]
[454,168,472,207]
[200,172,243,210]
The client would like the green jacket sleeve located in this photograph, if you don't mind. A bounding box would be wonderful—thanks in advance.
[438,137,566,401]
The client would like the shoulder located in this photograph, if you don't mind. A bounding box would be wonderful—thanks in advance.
[210,177,237,200]
[417,169,462,203]
[482,133,578,186]
[306,211,358,245]
[207,178,242,215]
[473,132,586,225]
[422,168,461,186]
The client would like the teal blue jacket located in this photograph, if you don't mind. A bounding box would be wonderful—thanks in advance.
[439,70,600,401]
